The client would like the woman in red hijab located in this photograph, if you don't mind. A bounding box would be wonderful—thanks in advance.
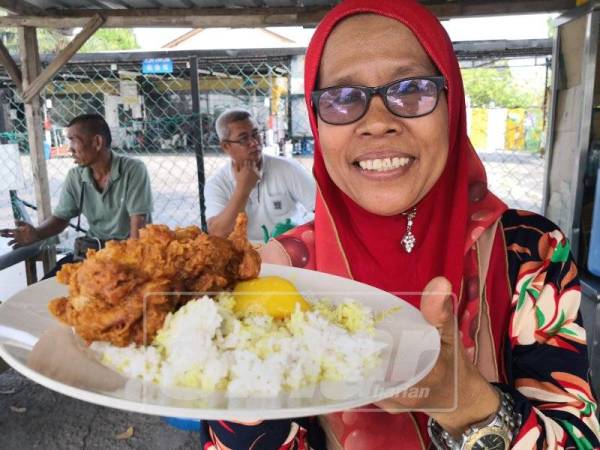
[201,0,600,448]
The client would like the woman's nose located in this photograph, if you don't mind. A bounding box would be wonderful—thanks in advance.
[356,95,402,137]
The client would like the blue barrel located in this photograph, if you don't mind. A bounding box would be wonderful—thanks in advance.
[43,142,51,160]
[588,168,600,276]
[161,417,202,431]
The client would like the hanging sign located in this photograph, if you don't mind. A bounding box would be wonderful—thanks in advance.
[142,58,174,74]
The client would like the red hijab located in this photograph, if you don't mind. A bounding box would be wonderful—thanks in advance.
[304,0,508,304]
[269,2,514,445]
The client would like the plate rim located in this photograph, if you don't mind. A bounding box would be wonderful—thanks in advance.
[0,264,441,420]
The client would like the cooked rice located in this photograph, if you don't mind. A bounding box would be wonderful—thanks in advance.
[91,294,387,397]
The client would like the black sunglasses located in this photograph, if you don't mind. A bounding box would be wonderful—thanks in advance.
[311,76,446,125]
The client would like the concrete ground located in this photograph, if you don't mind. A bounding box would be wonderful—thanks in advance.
[0,240,200,450]
[0,370,200,450]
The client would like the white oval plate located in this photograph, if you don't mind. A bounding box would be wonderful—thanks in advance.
[0,263,439,421]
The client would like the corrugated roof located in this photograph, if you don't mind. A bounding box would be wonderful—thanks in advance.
[10,0,339,11]
[0,0,584,27]
[4,0,580,14]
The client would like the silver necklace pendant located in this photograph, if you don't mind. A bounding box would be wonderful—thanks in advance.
[401,207,417,253]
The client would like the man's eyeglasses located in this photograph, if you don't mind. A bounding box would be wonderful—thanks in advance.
[311,76,446,125]
[222,130,264,146]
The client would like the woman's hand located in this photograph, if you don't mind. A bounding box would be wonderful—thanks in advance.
[376,277,500,438]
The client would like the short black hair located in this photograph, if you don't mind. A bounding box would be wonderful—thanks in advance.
[67,114,112,148]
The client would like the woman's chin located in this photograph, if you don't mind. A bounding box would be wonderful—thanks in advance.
[349,193,416,217]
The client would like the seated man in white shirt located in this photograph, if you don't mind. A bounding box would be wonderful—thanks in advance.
[205,109,316,241]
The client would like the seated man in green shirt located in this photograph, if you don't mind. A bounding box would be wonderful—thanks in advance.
[0,114,153,277]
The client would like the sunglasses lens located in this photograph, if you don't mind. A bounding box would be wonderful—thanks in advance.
[317,87,367,124]
[386,79,439,117]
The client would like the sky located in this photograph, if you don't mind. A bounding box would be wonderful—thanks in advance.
[133,13,557,50]
[442,14,555,41]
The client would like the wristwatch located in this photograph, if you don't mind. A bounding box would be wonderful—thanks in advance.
[427,387,522,450]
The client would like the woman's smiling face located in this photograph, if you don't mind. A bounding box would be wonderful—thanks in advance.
[316,14,449,216]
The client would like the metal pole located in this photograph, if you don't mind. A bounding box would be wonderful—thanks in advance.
[569,8,600,260]
[541,26,561,218]
[190,56,207,232]
[286,58,293,145]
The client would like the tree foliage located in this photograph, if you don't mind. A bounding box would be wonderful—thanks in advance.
[461,65,544,109]
[79,29,138,53]
[0,28,138,54]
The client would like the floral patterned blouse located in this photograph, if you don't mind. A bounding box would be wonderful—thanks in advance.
[200,210,600,449]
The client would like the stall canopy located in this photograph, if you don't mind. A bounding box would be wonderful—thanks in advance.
[0,0,583,272]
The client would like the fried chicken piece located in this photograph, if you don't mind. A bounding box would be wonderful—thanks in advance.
[48,214,261,347]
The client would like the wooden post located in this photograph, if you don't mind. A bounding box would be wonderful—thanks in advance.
[18,26,56,272]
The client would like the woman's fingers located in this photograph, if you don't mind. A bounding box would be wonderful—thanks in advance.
[374,278,459,412]
[420,276,454,340]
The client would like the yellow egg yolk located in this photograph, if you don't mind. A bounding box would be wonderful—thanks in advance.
[233,276,311,319]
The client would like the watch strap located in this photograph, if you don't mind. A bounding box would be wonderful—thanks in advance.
[427,386,522,450]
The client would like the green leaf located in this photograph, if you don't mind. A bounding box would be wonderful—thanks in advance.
[559,419,595,450]
[535,307,546,327]
[548,310,566,333]
[558,327,578,337]
[579,396,595,417]
[517,277,533,310]
[552,240,570,263]
[527,286,540,300]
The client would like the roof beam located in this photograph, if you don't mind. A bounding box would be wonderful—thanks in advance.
[425,0,578,18]
[0,38,550,68]
[0,38,22,91]
[453,38,553,59]
[0,0,45,15]
[101,0,132,7]
[0,6,334,28]
[23,14,105,103]
[0,0,578,29]
[162,28,203,49]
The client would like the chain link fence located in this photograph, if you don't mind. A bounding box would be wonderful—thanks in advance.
[0,48,549,252]
[467,105,546,213]
[0,49,314,249]
[462,60,549,214]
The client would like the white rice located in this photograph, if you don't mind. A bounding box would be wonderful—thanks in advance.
[91,294,387,397]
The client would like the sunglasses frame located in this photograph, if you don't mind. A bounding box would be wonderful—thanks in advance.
[311,75,447,125]
[221,130,264,146]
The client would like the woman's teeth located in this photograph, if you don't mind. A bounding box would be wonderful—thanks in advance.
[358,157,411,172]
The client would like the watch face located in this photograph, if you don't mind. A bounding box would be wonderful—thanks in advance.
[472,433,508,450]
